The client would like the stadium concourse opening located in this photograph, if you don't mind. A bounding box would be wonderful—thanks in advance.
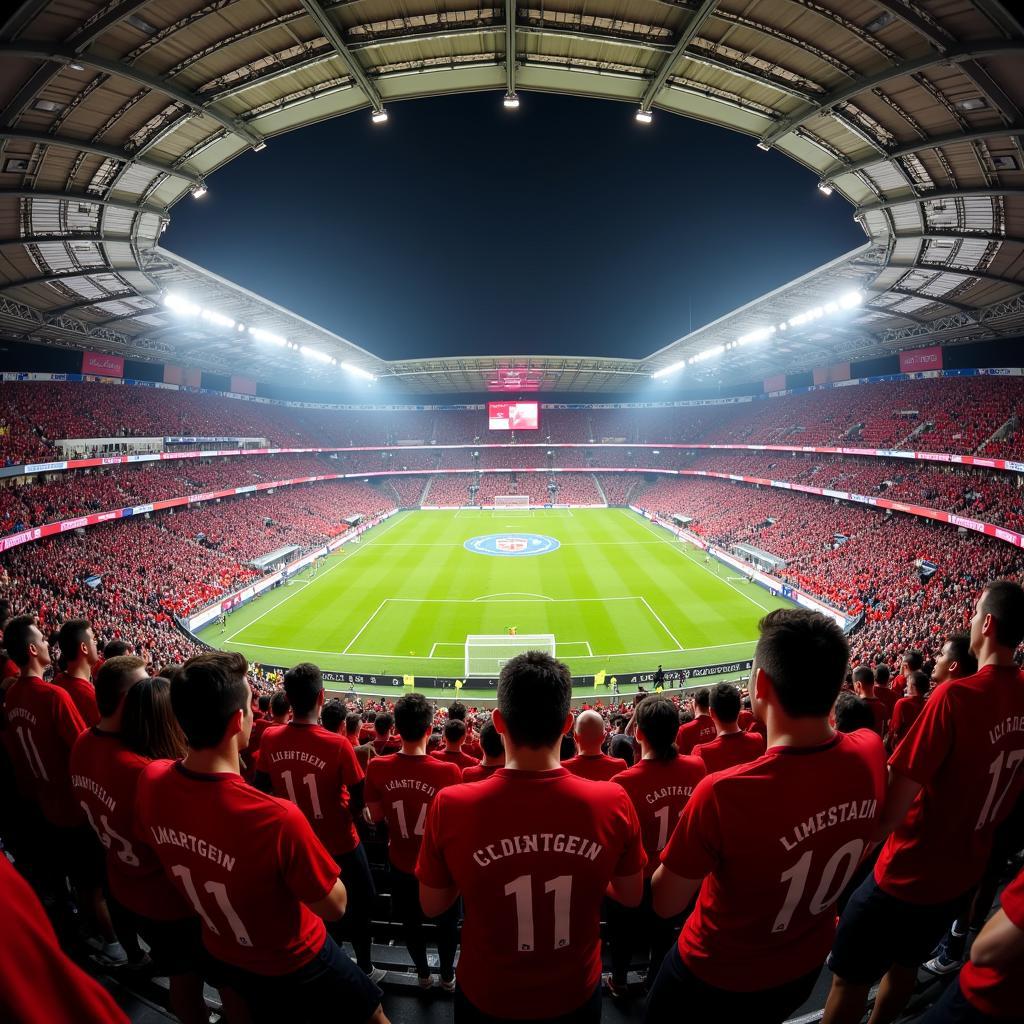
[2,1,1024,1024]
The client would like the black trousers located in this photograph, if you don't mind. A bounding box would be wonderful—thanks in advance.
[327,843,376,972]
[606,879,680,985]
[390,864,459,979]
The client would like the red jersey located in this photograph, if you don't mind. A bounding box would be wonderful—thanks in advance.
[464,737,483,759]
[959,865,1024,1017]
[613,755,706,877]
[462,763,502,783]
[0,855,129,1023]
[891,674,907,698]
[2,676,86,826]
[51,670,100,727]
[862,696,889,736]
[364,752,462,872]
[257,722,363,856]
[889,694,926,748]
[676,715,717,755]
[70,731,189,920]
[563,752,628,783]
[661,730,887,990]
[431,747,479,771]
[135,762,339,975]
[417,767,645,1018]
[737,709,755,731]
[875,664,1024,904]
[694,731,766,775]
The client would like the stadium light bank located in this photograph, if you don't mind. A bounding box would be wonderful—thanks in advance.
[650,289,864,381]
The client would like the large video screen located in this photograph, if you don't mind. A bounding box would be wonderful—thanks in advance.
[488,401,539,431]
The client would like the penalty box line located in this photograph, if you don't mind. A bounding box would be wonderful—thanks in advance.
[429,640,594,657]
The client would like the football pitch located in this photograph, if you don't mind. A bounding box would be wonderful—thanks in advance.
[200,508,792,694]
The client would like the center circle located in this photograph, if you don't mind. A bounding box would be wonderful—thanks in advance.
[463,533,561,557]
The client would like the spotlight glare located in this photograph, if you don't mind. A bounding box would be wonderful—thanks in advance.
[635,109,653,124]
[371,109,388,124]
[650,360,685,380]
[503,94,520,109]
[341,361,377,382]
[818,181,833,196]
[756,141,770,151]
[190,183,207,199]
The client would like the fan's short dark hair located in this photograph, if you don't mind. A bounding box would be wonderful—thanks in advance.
[3,615,38,668]
[320,698,346,733]
[478,718,503,758]
[497,651,572,748]
[833,692,876,734]
[395,693,432,740]
[258,695,272,712]
[375,712,394,736]
[909,670,930,695]
[980,581,1024,650]
[902,650,924,672]
[755,609,849,718]
[444,719,466,743]
[945,633,978,677]
[57,619,92,665]
[171,651,250,750]
[345,712,362,735]
[283,662,322,716]
[693,688,710,711]
[852,665,874,688]
[103,639,130,659]
[447,700,467,721]
[709,683,740,724]
[270,690,290,717]
[95,655,146,717]
[635,697,680,759]
[874,663,891,686]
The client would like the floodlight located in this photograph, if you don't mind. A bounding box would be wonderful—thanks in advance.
[252,141,267,152]
[163,293,200,317]
[190,183,207,199]
[341,361,377,382]
[371,109,388,124]
[756,141,770,151]
[300,345,333,364]
[503,94,520,109]
[651,360,685,379]
[248,327,287,346]
[200,308,235,329]
[818,182,833,196]
[635,109,653,124]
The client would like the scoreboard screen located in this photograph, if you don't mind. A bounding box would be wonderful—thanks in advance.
[488,401,539,431]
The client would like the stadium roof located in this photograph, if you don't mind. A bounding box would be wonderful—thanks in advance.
[0,0,1022,394]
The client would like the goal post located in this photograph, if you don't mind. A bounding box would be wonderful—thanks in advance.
[464,634,557,677]
[493,494,531,513]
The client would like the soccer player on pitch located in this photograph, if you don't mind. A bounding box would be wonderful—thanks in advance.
[823,580,1024,1024]
[255,662,382,983]
[135,652,387,1024]
[416,651,646,1023]
[648,609,887,1024]
[364,693,462,990]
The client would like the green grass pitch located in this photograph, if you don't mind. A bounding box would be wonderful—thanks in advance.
[200,508,793,695]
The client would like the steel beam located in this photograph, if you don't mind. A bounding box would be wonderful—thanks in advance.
[296,0,384,114]
[0,233,135,252]
[856,187,1024,215]
[1,190,168,217]
[892,232,1024,247]
[1,42,265,150]
[505,0,516,99]
[0,267,137,296]
[881,261,1023,289]
[0,129,204,186]
[823,125,1024,181]
[761,42,1024,148]
[640,0,719,113]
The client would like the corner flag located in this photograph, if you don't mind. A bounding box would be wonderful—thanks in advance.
[594,670,606,687]
[403,675,414,687]
[455,679,464,691]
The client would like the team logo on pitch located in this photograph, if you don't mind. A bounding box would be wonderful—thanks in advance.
[464,533,560,557]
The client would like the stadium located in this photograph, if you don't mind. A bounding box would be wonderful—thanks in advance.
[1,1,1023,1023]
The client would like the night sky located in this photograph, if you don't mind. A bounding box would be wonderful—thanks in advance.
[165,91,865,362]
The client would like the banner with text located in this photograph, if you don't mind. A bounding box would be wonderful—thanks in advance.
[900,346,943,373]
[82,351,124,377]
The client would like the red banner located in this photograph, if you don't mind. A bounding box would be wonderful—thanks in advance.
[900,346,943,373]
[763,374,786,393]
[183,367,202,388]
[231,375,257,395]
[163,364,183,385]
[82,351,124,377]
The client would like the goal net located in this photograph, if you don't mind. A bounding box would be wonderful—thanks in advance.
[465,634,557,677]
[493,494,531,513]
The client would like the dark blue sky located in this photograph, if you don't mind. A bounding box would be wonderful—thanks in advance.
[165,91,865,362]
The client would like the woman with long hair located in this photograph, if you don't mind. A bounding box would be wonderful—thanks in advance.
[120,675,187,761]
